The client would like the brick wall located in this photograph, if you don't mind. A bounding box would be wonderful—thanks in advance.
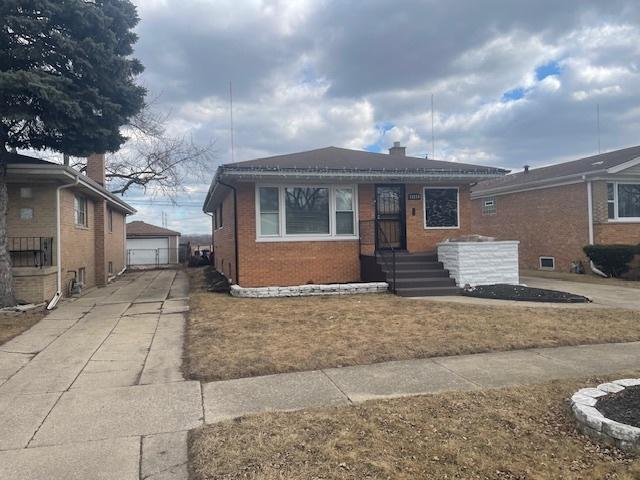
[471,183,590,271]
[405,183,473,252]
[60,188,96,294]
[105,208,126,276]
[212,187,237,281]
[12,267,57,303]
[7,184,57,239]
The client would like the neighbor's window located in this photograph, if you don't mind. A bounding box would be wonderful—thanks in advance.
[258,187,280,235]
[74,195,87,226]
[424,187,459,228]
[482,196,496,216]
[108,208,113,232]
[608,182,640,220]
[335,188,355,235]
[108,261,113,274]
[539,256,555,270]
[256,185,358,239]
[78,267,86,285]
[607,183,615,219]
[20,207,33,220]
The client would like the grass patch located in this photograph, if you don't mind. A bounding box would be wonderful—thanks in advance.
[189,374,640,479]
[185,268,640,382]
[0,309,45,346]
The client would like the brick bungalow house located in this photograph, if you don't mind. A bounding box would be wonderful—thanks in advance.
[5,152,135,305]
[471,145,640,272]
[202,144,507,295]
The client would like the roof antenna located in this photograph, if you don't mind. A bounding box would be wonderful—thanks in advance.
[229,80,235,163]
[596,103,601,154]
[431,93,435,159]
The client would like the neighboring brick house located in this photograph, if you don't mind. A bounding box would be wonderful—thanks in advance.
[5,152,135,304]
[471,145,640,272]
[202,144,507,295]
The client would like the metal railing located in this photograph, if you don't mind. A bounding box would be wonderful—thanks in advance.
[359,220,397,293]
[9,237,54,268]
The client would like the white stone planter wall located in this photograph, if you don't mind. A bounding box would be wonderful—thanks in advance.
[437,240,519,287]
[230,282,389,298]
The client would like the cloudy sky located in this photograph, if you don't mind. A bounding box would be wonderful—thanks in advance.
[123,0,640,234]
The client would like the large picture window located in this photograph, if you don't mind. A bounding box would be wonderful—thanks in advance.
[424,187,459,228]
[608,182,640,220]
[256,185,358,240]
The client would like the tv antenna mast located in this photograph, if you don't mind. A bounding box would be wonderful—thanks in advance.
[229,81,235,163]
[431,94,436,159]
[596,103,601,154]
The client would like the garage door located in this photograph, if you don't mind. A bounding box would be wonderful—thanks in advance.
[127,237,170,265]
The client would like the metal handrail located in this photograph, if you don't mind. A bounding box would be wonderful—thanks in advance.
[358,220,397,293]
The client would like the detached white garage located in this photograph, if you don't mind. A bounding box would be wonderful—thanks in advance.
[126,221,181,266]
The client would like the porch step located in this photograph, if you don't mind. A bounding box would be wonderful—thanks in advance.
[395,286,462,297]
[375,251,460,297]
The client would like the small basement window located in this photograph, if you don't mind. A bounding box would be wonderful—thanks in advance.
[78,267,86,285]
[482,197,496,216]
[108,261,113,274]
[539,256,555,270]
[20,207,33,220]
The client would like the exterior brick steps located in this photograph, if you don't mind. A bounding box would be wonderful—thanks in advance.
[395,286,462,297]
[376,251,460,297]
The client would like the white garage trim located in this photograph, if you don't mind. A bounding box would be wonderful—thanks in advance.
[127,237,173,265]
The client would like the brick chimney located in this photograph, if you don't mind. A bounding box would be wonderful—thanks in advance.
[86,153,106,185]
[389,141,406,157]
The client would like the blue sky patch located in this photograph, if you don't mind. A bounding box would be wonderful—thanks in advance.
[365,122,396,152]
[535,60,561,81]
[502,87,525,102]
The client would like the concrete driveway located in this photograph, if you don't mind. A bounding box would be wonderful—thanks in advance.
[522,276,640,310]
[0,270,200,480]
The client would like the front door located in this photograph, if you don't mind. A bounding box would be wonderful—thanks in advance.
[375,185,406,250]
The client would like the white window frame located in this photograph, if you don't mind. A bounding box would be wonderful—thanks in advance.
[607,181,640,222]
[482,196,496,216]
[539,256,555,270]
[424,186,460,230]
[255,184,359,242]
[74,195,87,227]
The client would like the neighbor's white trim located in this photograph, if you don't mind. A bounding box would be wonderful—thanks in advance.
[254,183,359,241]
[606,181,640,222]
[606,156,640,174]
[539,256,556,271]
[424,186,460,230]
[471,178,585,199]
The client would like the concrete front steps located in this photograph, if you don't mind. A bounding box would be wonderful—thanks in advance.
[378,251,460,297]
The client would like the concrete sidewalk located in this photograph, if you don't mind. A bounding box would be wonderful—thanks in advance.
[201,341,640,423]
[0,270,198,480]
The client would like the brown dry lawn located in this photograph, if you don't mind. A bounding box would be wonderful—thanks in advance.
[0,310,45,346]
[189,373,640,480]
[522,269,640,289]
[185,267,640,382]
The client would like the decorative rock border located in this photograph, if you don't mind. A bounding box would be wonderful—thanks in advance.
[230,282,389,298]
[571,378,640,454]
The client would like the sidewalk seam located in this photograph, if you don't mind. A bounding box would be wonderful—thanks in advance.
[320,370,353,405]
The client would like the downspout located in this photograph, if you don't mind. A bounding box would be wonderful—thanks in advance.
[216,180,239,284]
[47,173,80,310]
[120,213,127,276]
[586,179,607,278]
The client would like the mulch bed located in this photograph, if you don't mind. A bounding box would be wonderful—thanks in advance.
[204,267,231,293]
[597,386,640,428]
[462,284,591,303]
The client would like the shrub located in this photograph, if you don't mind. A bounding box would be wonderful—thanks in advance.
[583,244,637,277]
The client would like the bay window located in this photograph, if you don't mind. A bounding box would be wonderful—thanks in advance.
[256,185,358,240]
[424,187,459,228]
[608,182,640,220]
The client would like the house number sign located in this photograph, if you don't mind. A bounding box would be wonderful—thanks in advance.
[407,193,421,200]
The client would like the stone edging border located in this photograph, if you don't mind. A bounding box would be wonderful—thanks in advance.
[230,282,389,298]
[571,378,640,454]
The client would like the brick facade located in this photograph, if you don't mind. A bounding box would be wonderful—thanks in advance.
[213,180,473,287]
[471,183,591,271]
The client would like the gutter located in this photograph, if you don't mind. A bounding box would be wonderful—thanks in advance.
[47,173,80,310]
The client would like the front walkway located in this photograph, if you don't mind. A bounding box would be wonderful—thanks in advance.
[0,270,199,480]
[0,272,639,479]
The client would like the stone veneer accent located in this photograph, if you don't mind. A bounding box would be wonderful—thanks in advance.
[230,282,389,298]
[571,378,640,454]
[437,240,520,287]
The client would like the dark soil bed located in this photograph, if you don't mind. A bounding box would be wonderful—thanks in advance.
[203,267,231,293]
[597,385,640,428]
[462,284,591,303]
